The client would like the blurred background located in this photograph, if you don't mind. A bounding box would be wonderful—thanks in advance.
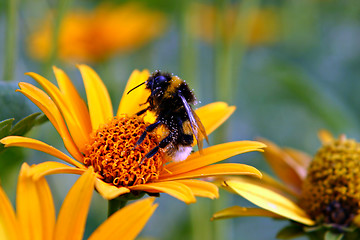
[1,0,360,239]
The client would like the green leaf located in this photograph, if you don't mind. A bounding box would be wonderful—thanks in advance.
[0,118,14,139]
[324,231,344,240]
[9,112,43,136]
[276,225,305,239]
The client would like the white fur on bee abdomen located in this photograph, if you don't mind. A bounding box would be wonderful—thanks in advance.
[165,145,192,162]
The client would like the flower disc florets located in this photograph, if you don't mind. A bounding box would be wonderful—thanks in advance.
[300,135,360,228]
[84,116,165,187]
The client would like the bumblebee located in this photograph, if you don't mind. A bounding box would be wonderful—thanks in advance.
[128,71,208,164]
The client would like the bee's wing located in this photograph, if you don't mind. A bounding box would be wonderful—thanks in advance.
[179,94,209,151]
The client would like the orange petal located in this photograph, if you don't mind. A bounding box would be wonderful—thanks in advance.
[94,179,130,200]
[0,185,22,240]
[318,129,335,145]
[77,64,113,130]
[195,102,236,136]
[26,71,90,153]
[54,167,96,240]
[224,179,315,225]
[212,206,284,220]
[0,136,84,169]
[53,66,92,134]
[163,141,266,175]
[130,181,196,204]
[175,179,219,199]
[17,82,83,161]
[117,69,150,117]
[159,163,262,181]
[283,147,311,178]
[89,198,157,240]
[17,163,56,240]
[257,138,303,194]
[28,161,86,180]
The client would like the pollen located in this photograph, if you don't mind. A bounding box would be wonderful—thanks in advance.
[300,135,360,227]
[83,116,165,187]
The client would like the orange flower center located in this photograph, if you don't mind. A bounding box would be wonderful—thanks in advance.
[83,116,165,187]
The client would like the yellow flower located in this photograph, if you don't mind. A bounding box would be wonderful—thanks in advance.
[190,3,279,46]
[1,65,265,203]
[28,2,167,63]
[213,131,360,236]
[0,163,157,240]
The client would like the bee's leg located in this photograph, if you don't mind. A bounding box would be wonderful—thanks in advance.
[134,120,161,148]
[139,133,173,165]
[136,106,151,116]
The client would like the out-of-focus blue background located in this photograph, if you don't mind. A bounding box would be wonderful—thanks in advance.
[1,0,360,239]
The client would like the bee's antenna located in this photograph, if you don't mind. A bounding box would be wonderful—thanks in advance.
[127,82,146,95]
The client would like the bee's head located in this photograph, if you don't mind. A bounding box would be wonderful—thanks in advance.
[146,71,172,92]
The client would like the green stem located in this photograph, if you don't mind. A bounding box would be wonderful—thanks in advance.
[3,0,18,81]
[108,198,128,217]
[42,0,72,76]
[179,0,199,95]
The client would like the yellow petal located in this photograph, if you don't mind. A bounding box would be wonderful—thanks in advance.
[0,136,84,169]
[94,179,130,200]
[195,102,236,136]
[89,198,157,240]
[318,129,335,145]
[53,66,92,135]
[17,163,56,240]
[175,180,219,199]
[17,82,83,161]
[224,179,315,226]
[163,141,266,175]
[28,161,87,180]
[159,163,262,181]
[117,69,150,117]
[283,147,311,178]
[0,185,21,240]
[212,206,284,220]
[26,71,90,153]
[54,167,96,240]
[130,181,196,204]
[257,138,303,194]
[77,64,113,130]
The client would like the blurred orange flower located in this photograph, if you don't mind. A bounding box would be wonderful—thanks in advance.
[28,2,167,63]
[190,3,279,46]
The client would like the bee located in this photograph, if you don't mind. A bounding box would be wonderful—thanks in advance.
[127,70,208,164]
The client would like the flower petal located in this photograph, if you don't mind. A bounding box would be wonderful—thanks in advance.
[94,179,130,200]
[89,198,157,240]
[283,148,311,177]
[163,141,266,175]
[0,186,22,240]
[117,69,150,117]
[130,181,196,204]
[224,179,315,226]
[77,64,113,130]
[212,206,284,220]
[54,167,96,240]
[257,138,304,194]
[195,102,236,136]
[175,180,219,199]
[17,82,83,161]
[0,136,84,169]
[159,163,262,181]
[53,66,92,134]
[28,161,87,180]
[318,129,335,145]
[17,163,56,240]
[26,71,91,153]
